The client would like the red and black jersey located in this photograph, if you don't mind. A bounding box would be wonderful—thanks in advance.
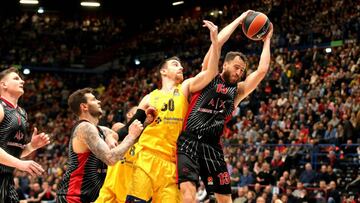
[0,97,30,174]
[177,75,237,193]
[182,74,237,144]
[56,120,107,203]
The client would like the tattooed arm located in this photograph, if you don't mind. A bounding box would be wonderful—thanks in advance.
[77,120,143,165]
[99,126,119,148]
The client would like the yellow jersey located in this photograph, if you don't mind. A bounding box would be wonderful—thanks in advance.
[138,84,188,160]
[95,144,141,203]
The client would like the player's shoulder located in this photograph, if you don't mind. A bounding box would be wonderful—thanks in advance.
[75,121,97,133]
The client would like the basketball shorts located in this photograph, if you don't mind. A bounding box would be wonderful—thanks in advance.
[126,149,180,203]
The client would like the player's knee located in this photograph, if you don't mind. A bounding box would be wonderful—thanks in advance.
[215,194,232,203]
[180,181,197,203]
[125,195,147,203]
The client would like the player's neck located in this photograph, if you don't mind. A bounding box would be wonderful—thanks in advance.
[79,114,99,126]
[0,93,19,108]
[161,78,176,92]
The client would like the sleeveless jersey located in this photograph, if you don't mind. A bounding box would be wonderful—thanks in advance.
[0,97,30,174]
[57,120,107,203]
[183,75,237,144]
[138,84,188,160]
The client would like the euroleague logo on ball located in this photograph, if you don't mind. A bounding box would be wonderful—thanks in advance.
[256,25,270,39]
[242,11,271,41]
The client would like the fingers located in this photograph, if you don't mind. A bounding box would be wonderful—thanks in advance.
[262,23,273,42]
[146,115,155,124]
[132,120,144,129]
[30,164,44,176]
[27,161,44,177]
[129,119,144,138]
[202,20,218,31]
[246,10,255,15]
[40,133,51,144]
[33,127,38,135]
[146,107,157,117]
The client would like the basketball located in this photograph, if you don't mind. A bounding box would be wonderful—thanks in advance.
[242,11,271,41]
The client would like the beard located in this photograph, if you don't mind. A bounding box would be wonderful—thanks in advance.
[175,74,184,83]
[222,70,238,85]
[89,106,102,118]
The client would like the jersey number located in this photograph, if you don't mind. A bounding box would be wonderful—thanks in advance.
[217,172,230,185]
[161,99,175,111]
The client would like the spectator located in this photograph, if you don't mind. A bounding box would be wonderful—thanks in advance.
[234,187,247,203]
[299,163,317,186]
[256,162,275,186]
[231,167,241,187]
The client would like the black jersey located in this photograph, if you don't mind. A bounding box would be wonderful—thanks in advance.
[183,75,237,144]
[0,97,30,174]
[57,120,107,203]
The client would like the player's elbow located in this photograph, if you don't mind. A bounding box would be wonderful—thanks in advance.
[257,67,268,77]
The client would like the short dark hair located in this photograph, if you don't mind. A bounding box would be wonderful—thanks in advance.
[157,56,181,72]
[224,51,248,68]
[68,88,93,116]
[0,67,19,81]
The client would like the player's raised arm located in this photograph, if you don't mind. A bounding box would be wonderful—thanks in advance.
[234,23,273,106]
[202,10,253,71]
[183,20,220,94]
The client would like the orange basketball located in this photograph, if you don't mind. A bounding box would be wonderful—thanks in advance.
[242,11,271,41]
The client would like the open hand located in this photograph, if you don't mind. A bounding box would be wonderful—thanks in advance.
[203,20,218,44]
[18,160,44,177]
[30,127,50,150]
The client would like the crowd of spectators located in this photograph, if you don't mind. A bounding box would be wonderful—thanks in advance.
[0,0,359,202]
[0,0,358,68]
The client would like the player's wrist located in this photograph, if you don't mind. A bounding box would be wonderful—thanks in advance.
[29,142,36,151]
[127,133,138,142]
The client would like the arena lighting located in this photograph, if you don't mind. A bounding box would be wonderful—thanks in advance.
[37,7,44,14]
[134,59,140,65]
[325,48,332,53]
[80,2,100,7]
[23,68,30,75]
[172,1,184,6]
[19,0,39,4]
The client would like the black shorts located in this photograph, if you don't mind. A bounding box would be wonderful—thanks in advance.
[177,134,231,195]
[0,174,18,203]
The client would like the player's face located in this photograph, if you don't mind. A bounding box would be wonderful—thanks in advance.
[222,56,246,84]
[85,93,103,117]
[164,59,184,83]
[1,72,25,96]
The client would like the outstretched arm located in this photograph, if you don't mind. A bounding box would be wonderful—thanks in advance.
[183,20,220,94]
[202,10,253,71]
[234,23,273,107]
[79,120,143,166]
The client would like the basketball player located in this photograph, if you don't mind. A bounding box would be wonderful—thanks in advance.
[0,67,50,203]
[95,106,154,203]
[56,88,143,203]
[176,15,274,203]
[124,20,221,203]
